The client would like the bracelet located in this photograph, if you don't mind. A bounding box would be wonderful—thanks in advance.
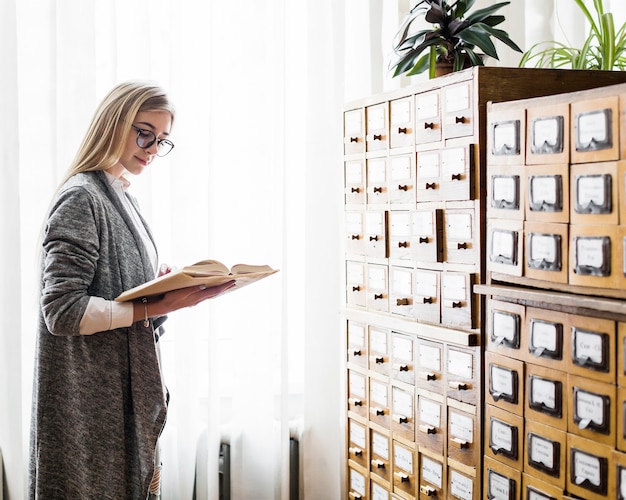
[142,298,150,327]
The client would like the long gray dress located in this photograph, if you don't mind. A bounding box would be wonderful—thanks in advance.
[29,170,168,499]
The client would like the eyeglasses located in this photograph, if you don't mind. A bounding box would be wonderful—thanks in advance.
[131,124,175,157]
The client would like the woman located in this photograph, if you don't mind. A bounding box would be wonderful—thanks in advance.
[29,81,233,499]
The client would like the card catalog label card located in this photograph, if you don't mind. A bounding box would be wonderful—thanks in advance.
[442,274,467,301]
[577,109,611,149]
[573,328,605,365]
[394,445,413,473]
[413,211,434,235]
[393,388,413,416]
[530,377,557,410]
[346,262,364,283]
[371,482,389,500]
[368,159,386,183]
[350,372,365,397]
[372,431,389,459]
[575,236,610,276]
[345,161,363,185]
[490,365,515,397]
[420,398,441,427]
[530,319,559,356]
[418,151,440,178]
[368,107,385,130]
[450,470,473,500]
[419,344,441,371]
[573,449,602,487]
[492,311,518,344]
[391,212,411,237]
[492,176,519,207]
[488,470,512,499]
[493,121,520,155]
[532,115,563,153]
[415,271,437,297]
[448,349,473,379]
[575,389,606,428]
[441,147,466,176]
[370,380,388,406]
[393,336,413,361]
[529,233,561,270]
[450,411,473,443]
[345,213,362,234]
[529,433,555,469]
[417,92,439,119]
[391,99,411,125]
[527,488,553,500]
[618,465,626,497]
[365,213,384,235]
[422,456,443,488]
[491,418,514,453]
[447,213,472,240]
[576,174,611,213]
[348,323,365,347]
[529,175,561,211]
[390,155,411,181]
[350,422,366,448]
[491,229,517,263]
[350,468,366,494]
[392,269,412,296]
[446,84,470,112]
[370,328,387,354]
[368,266,386,290]
[345,112,362,135]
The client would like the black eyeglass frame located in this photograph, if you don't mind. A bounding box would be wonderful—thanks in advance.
[131,124,175,157]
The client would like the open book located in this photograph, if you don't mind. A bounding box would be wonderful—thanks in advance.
[115,260,278,302]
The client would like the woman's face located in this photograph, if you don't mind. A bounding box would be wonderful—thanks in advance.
[111,110,172,178]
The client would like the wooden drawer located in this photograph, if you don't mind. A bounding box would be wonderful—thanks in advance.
[366,102,389,153]
[522,473,566,500]
[485,404,524,471]
[392,439,417,499]
[486,299,524,357]
[388,154,416,206]
[389,266,416,319]
[348,368,369,420]
[619,322,626,388]
[412,269,441,325]
[438,143,476,201]
[369,326,391,378]
[391,383,416,443]
[523,307,569,370]
[567,374,616,447]
[488,107,525,165]
[370,424,392,484]
[390,96,414,150]
[346,211,365,256]
[525,362,568,432]
[442,80,474,139]
[344,107,365,155]
[443,204,478,266]
[416,391,445,456]
[485,351,524,416]
[415,339,444,394]
[446,344,480,406]
[487,219,524,277]
[525,163,569,224]
[415,89,442,145]
[370,477,392,500]
[483,455,522,500]
[526,102,570,165]
[367,263,389,313]
[411,205,444,265]
[369,375,391,430]
[566,434,614,500]
[364,211,388,258]
[346,260,367,308]
[570,161,619,226]
[441,272,476,330]
[348,417,370,470]
[348,461,370,500]
[345,158,366,205]
[367,157,389,206]
[567,314,616,384]
[613,449,626,499]
[416,149,442,202]
[447,403,479,467]
[388,211,412,261]
[571,95,619,164]
[488,164,525,220]
[418,449,445,499]
[391,332,416,386]
[569,223,620,289]
[524,221,569,284]
[619,387,626,453]
[524,420,567,489]
[347,320,368,370]
[447,462,479,500]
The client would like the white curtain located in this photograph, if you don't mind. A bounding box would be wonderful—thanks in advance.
[1,1,625,499]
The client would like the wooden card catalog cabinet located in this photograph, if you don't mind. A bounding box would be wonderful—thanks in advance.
[488,109,525,166]
[569,224,620,289]
[370,376,391,429]
[417,392,445,455]
[348,462,369,500]
[571,95,619,164]
[412,269,440,325]
[485,352,524,415]
[370,426,392,484]
[525,164,569,224]
[439,144,475,201]
[388,212,412,261]
[446,345,479,405]
[391,332,415,386]
[390,96,414,150]
[523,307,569,370]
[345,158,366,205]
[367,158,389,206]
[411,206,443,264]
[389,266,416,319]
[348,368,368,420]
[346,260,366,308]
[346,211,365,256]
[366,102,389,153]
[388,155,415,205]
[369,326,390,377]
[448,464,478,500]
[349,418,370,469]
[486,299,524,357]
[525,362,568,431]
[488,165,525,220]
[391,384,415,442]
[447,405,479,467]
[441,272,475,330]
[483,456,521,500]
[526,103,569,165]
[570,161,619,226]
[568,375,616,446]
[442,81,474,139]
[524,221,569,283]
[487,220,523,277]
[367,263,389,313]
[415,90,441,145]
[345,108,365,155]
[484,404,524,470]
[348,320,368,369]
[567,434,613,500]
[443,204,477,266]
[365,212,388,258]
[567,314,615,384]
[416,339,444,394]
[418,450,445,498]
[524,420,566,489]
[392,440,417,499]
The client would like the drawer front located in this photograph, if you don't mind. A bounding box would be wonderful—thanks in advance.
[524,420,567,489]
[526,103,569,165]
[370,426,392,484]
[523,307,569,370]
[447,406,479,467]
[348,461,369,500]
[525,362,568,431]
[416,149,442,202]
[415,339,444,394]
[369,326,391,378]
[392,440,417,497]
[441,272,476,330]
[367,263,389,313]
[486,299,524,358]
[488,108,525,166]
[484,404,524,470]
[488,165,525,220]
[391,332,416,386]
[416,393,445,455]
[442,81,474,139]
[415,90,442,145]
[346,260,367,308]
[369,376,391,429]
[524,221,569,284]
[389,266,416,320]
[367,157,388,206]
[487,219,524,277]
[567,374,616,446]
[366,102,389,153]
[348,368,368,420]
[439,144,475,201]
[411,206,444,264]
[345,211,365,256]
[443,206,478,266]
[446,345,479,406]
[344,108,365,155]
[390,96,414,149]
[567,314,616,384]
[448,465,479,500]
[525,163,570,224]
[483,456,522,500]
[347,320,368,369]
[566,434,613,500]
[388,154,416,205]
[485,351,524,415]
[418,451,446,498]
[365,211,388,258]
[570,161,619,226]
[571,95,619,164]
[348,418,370,470]
[569,223,620,289]
[388,212,412,261]
[391,384,415,443]
[412,269,441,325]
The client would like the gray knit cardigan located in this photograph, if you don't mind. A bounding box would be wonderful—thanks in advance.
[29,171,168,499]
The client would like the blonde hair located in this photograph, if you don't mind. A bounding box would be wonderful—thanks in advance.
[61,80,175,185]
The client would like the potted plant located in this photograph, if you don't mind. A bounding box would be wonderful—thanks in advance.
[519,0,626,70]
[389,0,522,79]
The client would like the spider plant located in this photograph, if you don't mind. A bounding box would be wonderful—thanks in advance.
[389,0,522,79]
[519,0,626,70]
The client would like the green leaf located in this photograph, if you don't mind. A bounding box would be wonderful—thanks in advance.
[480,24,522,52]
[459,27,498,58]
[465,2,510,24]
